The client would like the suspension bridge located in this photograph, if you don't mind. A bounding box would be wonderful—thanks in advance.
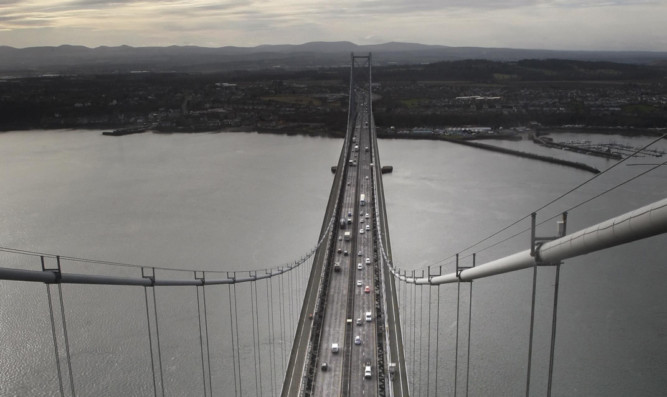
[1,54,666,397]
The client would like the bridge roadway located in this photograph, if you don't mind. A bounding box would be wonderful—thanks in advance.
[312,104,378,397]
[283,60,408,396]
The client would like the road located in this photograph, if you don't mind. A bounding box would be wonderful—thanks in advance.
[313,99,379,397]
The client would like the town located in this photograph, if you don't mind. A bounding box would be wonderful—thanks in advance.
[1,59,666,136]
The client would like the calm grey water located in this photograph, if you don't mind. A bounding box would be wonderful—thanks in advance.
[0,130,665,396]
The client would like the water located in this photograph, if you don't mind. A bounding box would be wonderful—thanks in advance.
[0,130,665,396]
[381,132,667,396]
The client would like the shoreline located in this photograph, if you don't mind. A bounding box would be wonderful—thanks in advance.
[6,127,661,174]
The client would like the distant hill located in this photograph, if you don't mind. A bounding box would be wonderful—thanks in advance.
[1,41,666,76]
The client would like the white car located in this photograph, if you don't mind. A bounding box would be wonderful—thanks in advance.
[364,363,372,379]
[358,250,362,256]
[365,257,371,265]
[332,343,339,353]
[359,228,365,234]
[357,263,362,270]
[356,280,362,287]
[365,224,370,231]
[365,311,372,322]
[365,213,369,219]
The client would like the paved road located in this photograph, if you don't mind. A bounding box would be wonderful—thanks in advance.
[314,101,380,397]
[284,85,409,397]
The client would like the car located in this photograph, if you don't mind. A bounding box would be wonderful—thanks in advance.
[364,286,370,293]
[365,224,370,231]
[365,312,372,322]
[321,362,328,371]
[356,318,363,326]
[365,213,369,219]
[344,250,349,256]
[360,218,364,223]
[331,343,339,353]
[356,280,362,287]
[338,236,342,241]
[357,263,362,270]
[348,211,352,217]
[365,257,371,265]
[355,336,362,345]
[337,248,342,253]
[365,175,369,180]
[359,228,365,234]
[358,250,362,256]
[364,363,372,379]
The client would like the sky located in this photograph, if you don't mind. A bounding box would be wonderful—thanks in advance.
[1,0,666,51]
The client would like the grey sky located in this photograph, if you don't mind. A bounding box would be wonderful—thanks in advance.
[0,0,665,50]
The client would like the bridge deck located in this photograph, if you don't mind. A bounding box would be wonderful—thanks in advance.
[283,56,408,397]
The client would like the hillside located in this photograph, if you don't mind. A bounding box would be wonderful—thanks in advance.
[1,42,666,76]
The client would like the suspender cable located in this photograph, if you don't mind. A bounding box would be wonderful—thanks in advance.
[227,285,238,397]
[427,281,432,397]
[46,282,65,397]
[254,280,264,397]
[412,276,417,394]
[286,268,292,347]
[466,277,473,397]
[233,283,243,397]
[288,265,295,342]
[418,283,424,397]
[435,283,441,397]
[455,273,461,397]
[152,283,165,397]
[195,282,208,397]
[547,263,562,397]
[526,263,537,397]
[142,285,157,397]
[279,269,286,376]
[56,282,76,397]
[202,283,213,396]
[250,281,260,396]
[250,281,258,396]
[268,278,277,394]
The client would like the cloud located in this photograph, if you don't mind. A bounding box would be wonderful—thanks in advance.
[0,0,665,50]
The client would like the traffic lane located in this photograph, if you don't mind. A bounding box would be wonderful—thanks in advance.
[349,232,377,397]
[315,239,349,396]
[315,157,358,396]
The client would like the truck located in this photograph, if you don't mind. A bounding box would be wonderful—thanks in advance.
[344,231,351,241]
[360,194,366,206]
